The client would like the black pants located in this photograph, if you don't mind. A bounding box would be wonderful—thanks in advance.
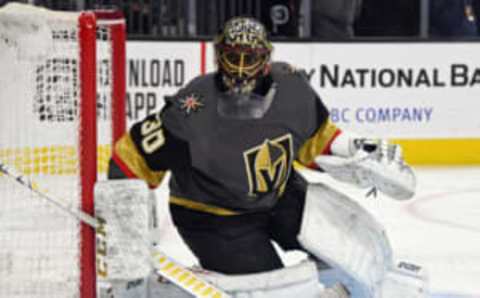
[170,172,307,274]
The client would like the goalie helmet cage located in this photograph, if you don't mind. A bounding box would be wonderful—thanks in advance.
[0,3,126,298]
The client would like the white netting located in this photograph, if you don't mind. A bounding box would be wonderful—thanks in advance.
[0,3,121,298]
[97,21,114,178]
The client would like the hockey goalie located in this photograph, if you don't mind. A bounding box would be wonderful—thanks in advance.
[98,17,426,298]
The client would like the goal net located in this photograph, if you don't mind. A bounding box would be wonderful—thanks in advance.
[0,3,126,298]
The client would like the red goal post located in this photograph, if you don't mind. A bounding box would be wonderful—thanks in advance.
[80,10,127,298]
[0,3,126,298]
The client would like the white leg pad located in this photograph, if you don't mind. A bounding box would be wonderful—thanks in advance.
[298,183,426,297]
[148,260,327,298]
[381,261,428,298]
[98,278,148,298]
[95,180,152,281]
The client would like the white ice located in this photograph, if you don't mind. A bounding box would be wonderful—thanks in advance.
[154,167,480,298]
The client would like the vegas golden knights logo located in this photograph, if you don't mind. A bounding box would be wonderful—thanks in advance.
[244,134,293,197]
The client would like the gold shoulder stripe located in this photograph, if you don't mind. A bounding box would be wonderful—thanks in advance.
[297,119,340,165]
[170,196,240,216]
[114,134,166,188]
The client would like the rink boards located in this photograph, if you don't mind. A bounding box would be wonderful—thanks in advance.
[122,40,480,165]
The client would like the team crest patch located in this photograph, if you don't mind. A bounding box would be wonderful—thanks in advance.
[177,93,204,116]
[243,134,293,198]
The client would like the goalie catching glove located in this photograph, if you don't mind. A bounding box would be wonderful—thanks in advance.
[315,133,416,200]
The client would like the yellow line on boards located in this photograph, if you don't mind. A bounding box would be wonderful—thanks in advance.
[393,138,480,165]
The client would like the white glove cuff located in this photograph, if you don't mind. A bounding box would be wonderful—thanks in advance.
[330,130,362,157]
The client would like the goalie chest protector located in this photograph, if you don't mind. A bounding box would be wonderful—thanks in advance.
[160,62,329,212]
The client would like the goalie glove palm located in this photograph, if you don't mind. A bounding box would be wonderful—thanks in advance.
[315,140,416,200]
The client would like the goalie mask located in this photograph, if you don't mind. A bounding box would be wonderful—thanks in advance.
[214,17,272,95]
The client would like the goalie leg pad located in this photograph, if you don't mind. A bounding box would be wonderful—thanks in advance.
[202,260,322,298]
[381,261,428,298]
[298,183,428,297]
[317,266,369,298]
[98,278,148,298]
[298,183,393,297]
[95,179,152,281]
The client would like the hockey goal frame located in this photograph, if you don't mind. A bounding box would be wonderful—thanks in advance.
[79,10,126,298]
[0,4,126,297]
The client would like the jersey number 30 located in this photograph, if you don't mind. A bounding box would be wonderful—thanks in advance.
[140,115,165,154]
